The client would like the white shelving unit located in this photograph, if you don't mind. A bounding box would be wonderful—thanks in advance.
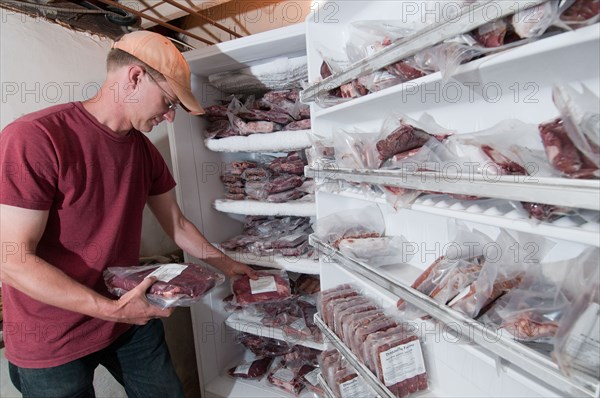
[170,23,322,398]
[169,2,600,397]
[302,2,600,398]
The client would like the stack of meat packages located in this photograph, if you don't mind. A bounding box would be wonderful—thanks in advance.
[229,334,324,396]
[320,284,429,398]
[204,89,311,139]
[220,216,313,259]
[220,152,311,203]
[225,269,324,396]
[319,349,377,398]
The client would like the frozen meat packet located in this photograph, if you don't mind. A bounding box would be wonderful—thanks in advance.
[103,263,225,308]
[231,269,292,306]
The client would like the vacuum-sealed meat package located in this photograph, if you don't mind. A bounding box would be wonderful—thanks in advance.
[369,333,429,397]
[231,269,292,306]
[267,360,312,395]
[104,263,225,308]
[227,357,273,380]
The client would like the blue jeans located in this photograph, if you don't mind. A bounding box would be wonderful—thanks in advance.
[9,319,184,398]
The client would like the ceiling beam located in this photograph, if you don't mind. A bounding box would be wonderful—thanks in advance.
[161,0,242,39]
[95,0,216,46]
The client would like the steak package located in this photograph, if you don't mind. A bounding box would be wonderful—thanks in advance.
[227,357,274,380]
[231,269,292,306]
[104,263,225,308]
[315,204,385,249]
[266,360,314,396]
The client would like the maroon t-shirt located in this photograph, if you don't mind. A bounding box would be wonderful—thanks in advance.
[0,102,176,368]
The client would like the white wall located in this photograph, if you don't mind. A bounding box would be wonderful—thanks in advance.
[0,9,179,398]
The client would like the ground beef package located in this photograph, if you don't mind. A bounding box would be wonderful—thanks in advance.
[104,263,225,308]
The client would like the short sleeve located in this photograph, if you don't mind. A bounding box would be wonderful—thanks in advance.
[0,121,58,210]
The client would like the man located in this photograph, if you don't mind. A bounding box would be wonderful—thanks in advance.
[0,30,255,397]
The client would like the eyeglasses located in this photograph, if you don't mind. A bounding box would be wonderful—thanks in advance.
[146,72,179,111]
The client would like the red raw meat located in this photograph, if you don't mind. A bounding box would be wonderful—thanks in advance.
[539,117,598,178]
[376,122,433,167]
[561,0,600,22]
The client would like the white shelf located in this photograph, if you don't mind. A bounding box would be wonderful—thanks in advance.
[307,166,600,211]
[214,199,316,217]
[225,312,326,351]
[326,188,600,247]
[205,130,312,153]
[221,249,320,275]
[309,235,600,398]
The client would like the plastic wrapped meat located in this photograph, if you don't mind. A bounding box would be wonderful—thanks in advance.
[539,117,598,178]
[268,152,307,175]
[231,270,292,306]
[227,357,273,379]
[472,18,509,47]
[237,333,293,357]
[238,108,293,125]
[481,145,527,175]
[368,330,428,398]
[397,255,485,310]
[104,263,225,308]
[206,119,236,139]
[267,361,312,395]
[561,0,600,25]
[520,202,571,222]
[284,119,311,131]
[265,189,305,203]
[376,122,432,167]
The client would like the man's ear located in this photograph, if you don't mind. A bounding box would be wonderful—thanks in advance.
[127,65,145,89]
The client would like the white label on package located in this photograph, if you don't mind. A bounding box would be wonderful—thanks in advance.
[303,368,320,386]
[233,363,251,375]
[146,264,187,282]
[339,377,365,398]
[563,302,600,374]
[273,367,295,383]
[249,276,277,294]
[379,340,426,386]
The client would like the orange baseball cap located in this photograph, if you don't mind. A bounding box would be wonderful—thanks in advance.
[113,31,205,115]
